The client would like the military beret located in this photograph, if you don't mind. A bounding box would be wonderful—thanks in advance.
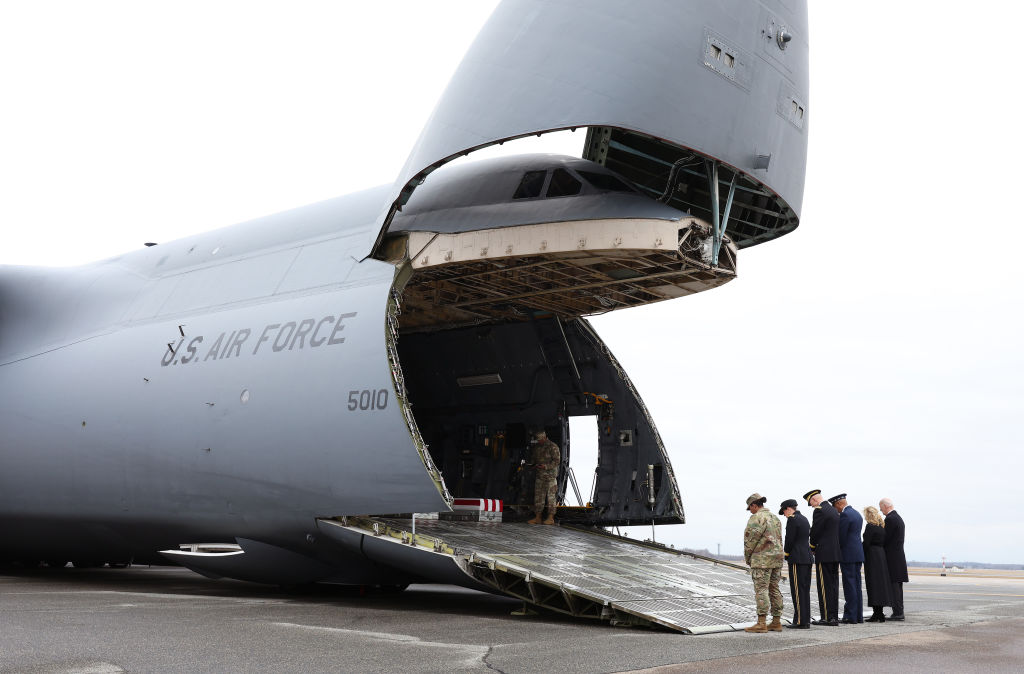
[778,498,798,515]
[828,493,847,505]
[745,493,767,510]
[802,489,821,504]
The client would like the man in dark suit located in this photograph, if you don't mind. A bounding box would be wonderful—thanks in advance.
[804,489,840,626]
[880,497,908,620]
[831,493,865,623]
[780,498,811,629]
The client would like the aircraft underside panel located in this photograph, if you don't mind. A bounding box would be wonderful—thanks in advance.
[319,517,764,634]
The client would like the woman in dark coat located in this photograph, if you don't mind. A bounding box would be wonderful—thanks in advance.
[862,506,892,621]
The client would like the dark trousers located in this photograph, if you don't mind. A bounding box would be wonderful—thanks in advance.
[789,562,811,626]
[840,561,863,622]
[890,581,905,616]
[815,561,839,622]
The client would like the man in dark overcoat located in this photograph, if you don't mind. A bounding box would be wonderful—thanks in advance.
[880,497,908,620]
[780,498,811,629]
[831,493,865,623]
[804,489,840,626]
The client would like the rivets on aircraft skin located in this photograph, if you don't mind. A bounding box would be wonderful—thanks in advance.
[240,389,250,404]
[205,402,215,407]
[777,28,792,50]
[81,421,86,428]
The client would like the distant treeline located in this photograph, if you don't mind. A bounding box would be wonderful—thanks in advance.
[684,548,744,563]
[909,561,1024,570]
[685,548,1023,570]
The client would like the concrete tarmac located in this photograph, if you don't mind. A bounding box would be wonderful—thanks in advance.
[1,566,1022,673]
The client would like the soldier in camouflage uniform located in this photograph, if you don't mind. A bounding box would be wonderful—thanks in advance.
[527,430,561,525]
[743,492,785,633]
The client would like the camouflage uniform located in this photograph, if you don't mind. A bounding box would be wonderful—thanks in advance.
[744,507,785,616]
[532,438,561,513]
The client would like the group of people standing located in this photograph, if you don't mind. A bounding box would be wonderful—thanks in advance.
[742,490,908,632]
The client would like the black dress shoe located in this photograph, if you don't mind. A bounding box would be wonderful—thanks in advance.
[812,619,839,626]
[785,623,810,629]
[889,614,905,621]
[840,618,855,624]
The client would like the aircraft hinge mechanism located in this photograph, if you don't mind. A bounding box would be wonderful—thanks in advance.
[704,159,738,267]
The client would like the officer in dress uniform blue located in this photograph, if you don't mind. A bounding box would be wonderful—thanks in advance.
[831,493,865,623]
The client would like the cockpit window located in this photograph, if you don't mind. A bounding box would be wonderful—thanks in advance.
[513,170,547,199]
[546,169,582,197]
[577,170,634,192]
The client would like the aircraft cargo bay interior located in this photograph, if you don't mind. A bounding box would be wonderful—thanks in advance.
[391,316,681,526]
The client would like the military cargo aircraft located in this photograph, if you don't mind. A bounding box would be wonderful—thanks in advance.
[0,0,809,632]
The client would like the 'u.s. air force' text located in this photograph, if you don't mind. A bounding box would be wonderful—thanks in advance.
[161,312,356,366]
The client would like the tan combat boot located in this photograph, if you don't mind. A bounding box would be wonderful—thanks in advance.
[527,513,542,524]
[768,616,782,631]
[744,616,767,633]
[542,511,555,525]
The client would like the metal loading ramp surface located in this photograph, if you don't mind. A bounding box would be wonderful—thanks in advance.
[323,517,762,634]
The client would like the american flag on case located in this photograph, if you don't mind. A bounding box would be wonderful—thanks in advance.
[440,498,503,521]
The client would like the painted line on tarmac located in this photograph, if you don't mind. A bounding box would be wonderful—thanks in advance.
[61,665,125,674]
[270,622,489,667]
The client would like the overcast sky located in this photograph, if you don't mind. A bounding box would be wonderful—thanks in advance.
[2,2,1022,564]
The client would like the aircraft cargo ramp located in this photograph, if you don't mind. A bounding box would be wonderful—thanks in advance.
[317,516,763,634]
